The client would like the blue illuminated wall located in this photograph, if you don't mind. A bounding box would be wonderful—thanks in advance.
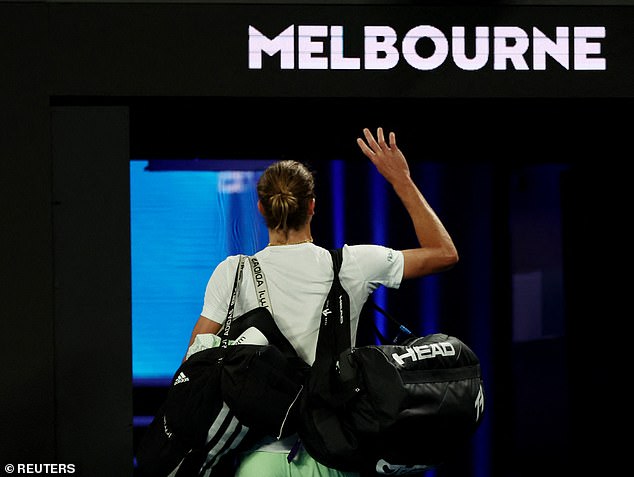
[130,160,270,382]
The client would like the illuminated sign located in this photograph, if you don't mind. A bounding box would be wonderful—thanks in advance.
[248,25,606,71]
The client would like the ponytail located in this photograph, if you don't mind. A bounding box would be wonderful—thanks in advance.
[257,161,315,235]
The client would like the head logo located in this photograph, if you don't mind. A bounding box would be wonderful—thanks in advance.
[391,341,456,366]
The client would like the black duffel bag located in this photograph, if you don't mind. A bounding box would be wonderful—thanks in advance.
[137,257,309,477]
[297,249,485,475]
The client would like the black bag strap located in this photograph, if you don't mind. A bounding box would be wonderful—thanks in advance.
[313,248,351,363]
[220,255,247,348]
[307,248,355,406]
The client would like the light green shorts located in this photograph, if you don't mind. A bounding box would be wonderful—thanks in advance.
[234,448,360,477]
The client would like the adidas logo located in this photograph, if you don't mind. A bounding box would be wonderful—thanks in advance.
[173,371,190,385]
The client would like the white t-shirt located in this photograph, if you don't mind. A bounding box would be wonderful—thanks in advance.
[200,242,403,453]
[201,242,404,365]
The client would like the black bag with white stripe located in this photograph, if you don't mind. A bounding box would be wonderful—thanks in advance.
[135,345,260,477]
[136,256,309,477]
